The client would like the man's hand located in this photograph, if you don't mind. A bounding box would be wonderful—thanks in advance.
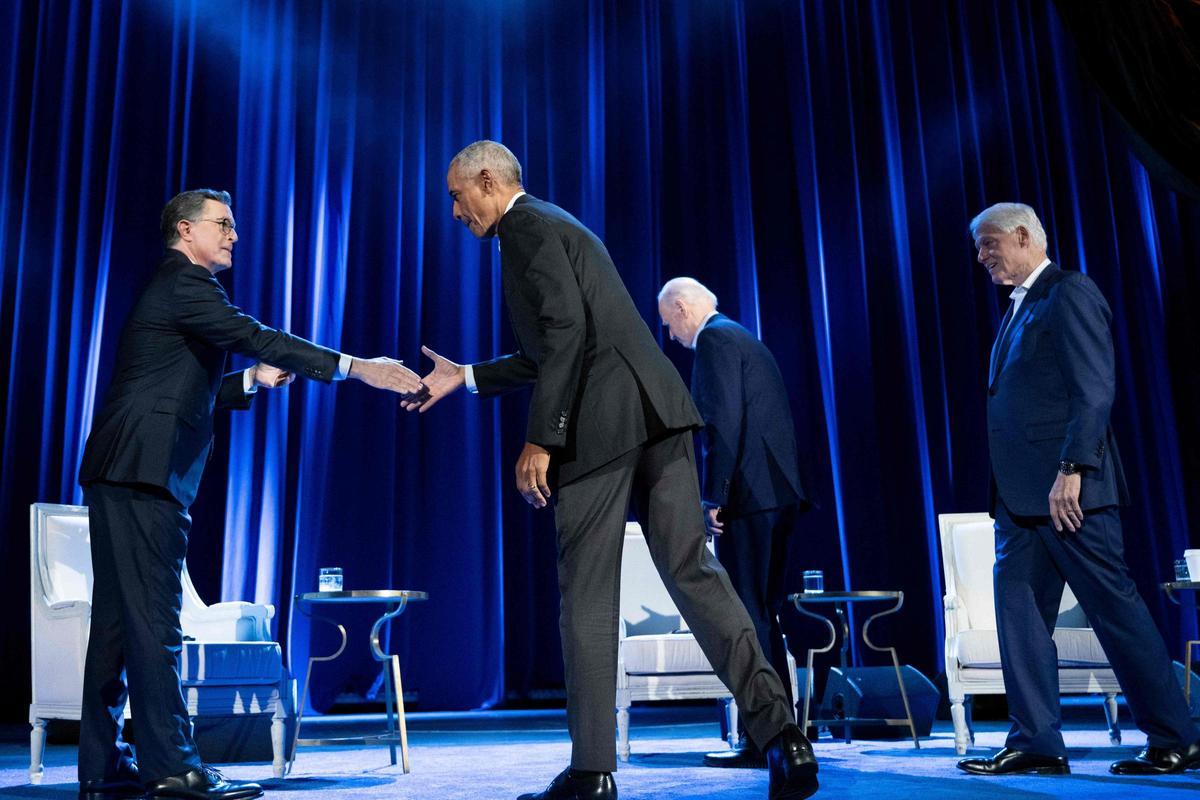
[1049,471,1084,533]
[402,345,465,412]
[516,442,552,509]
[348,356,426,398]
[253,363,295,389]
[703,505,724,537]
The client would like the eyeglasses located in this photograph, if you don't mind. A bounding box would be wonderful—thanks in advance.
[195,218,237,235]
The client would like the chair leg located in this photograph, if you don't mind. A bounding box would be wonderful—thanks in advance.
[950,698,969,755]
[1103,693,1121,746]
[615,692,631,763]
[271,703,286,778]
[725,698,739,748]
[29,718,46,784]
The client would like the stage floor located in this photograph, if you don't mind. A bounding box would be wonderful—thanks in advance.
[2,704,1198,799]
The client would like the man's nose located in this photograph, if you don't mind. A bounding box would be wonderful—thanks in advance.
[976,247,986,263]
[230,229,239,243]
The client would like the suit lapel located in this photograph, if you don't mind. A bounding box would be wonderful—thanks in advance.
[989,263,1059,386]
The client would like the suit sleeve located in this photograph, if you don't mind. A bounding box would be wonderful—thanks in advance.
[692,328,744,508]
[472,353,539,396]
[216,371,255,410]
[172,268,341,382]
[503,211,586,449]
[1050,277,1115,470]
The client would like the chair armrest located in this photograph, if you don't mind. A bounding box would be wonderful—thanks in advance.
[943,593,965,638]
[46,599,91,618]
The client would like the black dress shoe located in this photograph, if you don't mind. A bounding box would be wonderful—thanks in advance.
[1110,741,1200,774]
[957,747,1069,775]
[145,766,263,799]
[80,776,145,799]
[516,767,616,800]
[705,734,767,768]
[765,724,819,800]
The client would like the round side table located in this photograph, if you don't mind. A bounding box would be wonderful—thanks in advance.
[789,590,919,747]
[289,590,427,775]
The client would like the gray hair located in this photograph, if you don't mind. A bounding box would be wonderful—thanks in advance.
[450,140,523,186]
[658,276,719,308]
[969,202,1047,250]
[161,188,232,246]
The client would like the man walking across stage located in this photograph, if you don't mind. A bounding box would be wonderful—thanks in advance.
[77,189,425,800]
[657,277,811,769]
[409,141,819,800]
[957,202,1200,777]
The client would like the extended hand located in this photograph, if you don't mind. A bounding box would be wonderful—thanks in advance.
[1048,472,1084,533]
[253,363,295,389]
[516,442,552,509]
[348,356,426,398]
[402,345,465,413]
[703,505,724,537]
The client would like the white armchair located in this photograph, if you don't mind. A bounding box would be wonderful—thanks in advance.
[29,503,289,784]
[938,512,1121,754]
[615,522,798,761]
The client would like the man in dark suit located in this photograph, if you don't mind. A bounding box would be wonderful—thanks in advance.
[411,141,818,800]
[956,203,1200,778]
[77,189,424,800]
[657,277,810,769]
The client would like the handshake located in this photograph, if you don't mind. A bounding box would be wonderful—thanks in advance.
[348,348,467,411]
[253,347,464,411]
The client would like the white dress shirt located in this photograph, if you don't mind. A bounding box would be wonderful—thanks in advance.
[1009,258,1052,318]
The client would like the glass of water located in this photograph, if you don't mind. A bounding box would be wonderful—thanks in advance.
[318,567,343,592]
[802,569,824,594]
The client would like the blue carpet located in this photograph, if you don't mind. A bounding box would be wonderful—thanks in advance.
[2,708,1198,799]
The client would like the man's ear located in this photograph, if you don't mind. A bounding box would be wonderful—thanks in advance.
[478,168,494,194]
[1015,225,1030,248]
[674,298,689,318]
[176,219,192,242]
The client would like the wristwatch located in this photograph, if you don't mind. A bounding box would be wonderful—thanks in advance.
[1058,460,1079,476]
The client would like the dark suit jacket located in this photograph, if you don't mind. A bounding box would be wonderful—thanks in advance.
[79,250,341,507]
[691,314,808,517]
[986,262,1129,516]
[471,195,702,486]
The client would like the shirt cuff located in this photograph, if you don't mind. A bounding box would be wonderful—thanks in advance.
[335,353,353,380]
[243,366,258,394]
[464,364,479,394]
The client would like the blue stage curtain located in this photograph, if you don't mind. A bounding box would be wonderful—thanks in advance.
[1,0,1197,721]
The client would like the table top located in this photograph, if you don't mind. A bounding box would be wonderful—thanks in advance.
[296,590,428,604]
[789,590,902,603]
[1161,581,1200,591]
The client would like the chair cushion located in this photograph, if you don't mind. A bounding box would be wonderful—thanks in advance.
[952,627,1110,669]
[181,641,282,686]
[622,633,715,675]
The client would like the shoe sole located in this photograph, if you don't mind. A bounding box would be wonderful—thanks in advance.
[148,790,263,800]
[959,766,1070,776]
